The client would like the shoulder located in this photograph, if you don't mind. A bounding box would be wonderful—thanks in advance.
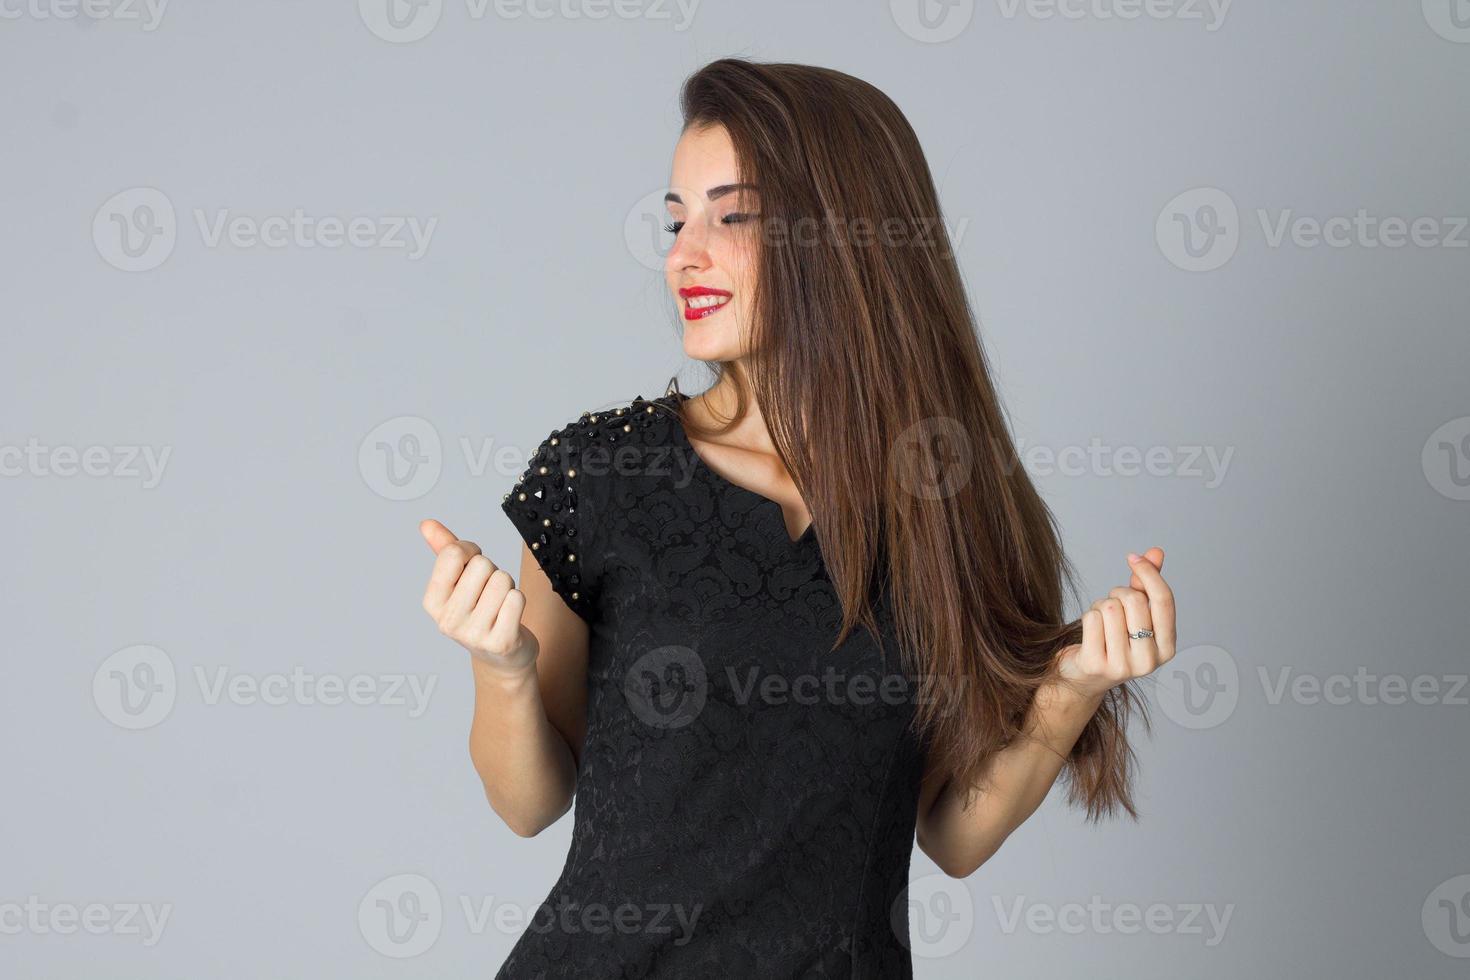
[507,390,678,477]
[514,393,683,492]
[499,391,683,539]
[498,392,683,619]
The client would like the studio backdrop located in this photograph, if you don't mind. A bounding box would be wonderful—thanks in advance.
[3,2,1467,978]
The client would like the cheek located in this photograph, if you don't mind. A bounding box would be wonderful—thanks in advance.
[716,239,757,345]
[724,235,759,285]
[734,259,759,338]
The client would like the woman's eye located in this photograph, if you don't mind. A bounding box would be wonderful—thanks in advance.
[663,212,757,235]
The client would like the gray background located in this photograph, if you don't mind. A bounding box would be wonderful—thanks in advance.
[3,1,1468,976]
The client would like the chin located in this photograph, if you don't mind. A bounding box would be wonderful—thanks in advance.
[682,328,744,363]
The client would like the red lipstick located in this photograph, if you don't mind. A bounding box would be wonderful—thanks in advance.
[679,285,733,321]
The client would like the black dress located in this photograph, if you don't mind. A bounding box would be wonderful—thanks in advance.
[496,391,927,979]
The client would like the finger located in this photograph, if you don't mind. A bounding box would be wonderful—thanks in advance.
[442,554,495,625]
[422,539,483,615]
[466,567,515,638]
[487,587,528,653]
[1110,585,1158,676]
[1125,551,1177,659]
[1079,608,1106,674]
[1127,546,1164,591]
[1093,596,1132,681]
[420,519,458,554]
[1108,585,1153,633]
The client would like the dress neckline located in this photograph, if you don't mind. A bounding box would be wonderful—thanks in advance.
[663,392,817,548]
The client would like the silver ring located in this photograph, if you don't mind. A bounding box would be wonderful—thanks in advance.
[1128,628,1155,640]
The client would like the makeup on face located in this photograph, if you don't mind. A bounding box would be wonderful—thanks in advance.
[666,182,759,321]
[678,284,733,320]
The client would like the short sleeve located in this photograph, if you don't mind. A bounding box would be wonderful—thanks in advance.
[501,418,600,622]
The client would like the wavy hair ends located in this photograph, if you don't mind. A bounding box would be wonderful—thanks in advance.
[673,57,1147,822]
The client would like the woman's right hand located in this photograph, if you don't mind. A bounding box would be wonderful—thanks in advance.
[419,518,539,677]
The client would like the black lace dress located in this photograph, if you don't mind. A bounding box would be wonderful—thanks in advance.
[495,391,928,979]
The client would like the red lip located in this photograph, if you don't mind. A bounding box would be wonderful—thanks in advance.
[678,285,733,321]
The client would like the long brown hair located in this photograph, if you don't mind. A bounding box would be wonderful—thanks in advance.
[668,58,1146,821]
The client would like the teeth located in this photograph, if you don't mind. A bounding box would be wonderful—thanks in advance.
[687,294,729,309]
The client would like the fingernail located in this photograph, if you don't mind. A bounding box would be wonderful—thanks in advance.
[1127,552,1141,563]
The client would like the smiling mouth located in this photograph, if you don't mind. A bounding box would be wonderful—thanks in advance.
[681,291,732,321]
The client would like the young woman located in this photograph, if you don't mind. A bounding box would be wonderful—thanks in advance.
[419,58,1176,979]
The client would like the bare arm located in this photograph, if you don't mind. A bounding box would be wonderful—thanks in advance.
[915,548,1176,878]
[420,520,591,838]
[915,682,1103,877]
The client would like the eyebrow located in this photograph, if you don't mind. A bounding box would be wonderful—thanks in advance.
[664,183,758,205]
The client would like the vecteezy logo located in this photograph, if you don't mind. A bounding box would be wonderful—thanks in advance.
[1422,416,1470,501]
[93,644,177,730]
[1423,0,1470,43]
[358,0,443,43]
[623,645,708,729]
[93,187,177,272]
[892,872,975,958]
[889,417,974,501]
[1423,874,1470,957]
[1153,643,1238,730]
[358,873,443,958]
[358,416,442,501]
[1156,187,1240,272]
[890,0,975,43]
[623,184,697,274]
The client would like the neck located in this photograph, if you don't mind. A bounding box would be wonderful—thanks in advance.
[693,370,777,455]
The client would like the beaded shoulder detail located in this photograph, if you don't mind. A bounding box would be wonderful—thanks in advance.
[498,393,670,621]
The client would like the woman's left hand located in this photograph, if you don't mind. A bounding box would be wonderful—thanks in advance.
[1050,547,1177,703]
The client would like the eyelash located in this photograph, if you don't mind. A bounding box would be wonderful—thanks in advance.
[663,212,755,235]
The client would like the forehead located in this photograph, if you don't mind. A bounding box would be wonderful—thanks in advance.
[669,123,740,187]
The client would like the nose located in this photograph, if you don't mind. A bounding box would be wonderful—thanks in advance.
[666,214,710,276]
